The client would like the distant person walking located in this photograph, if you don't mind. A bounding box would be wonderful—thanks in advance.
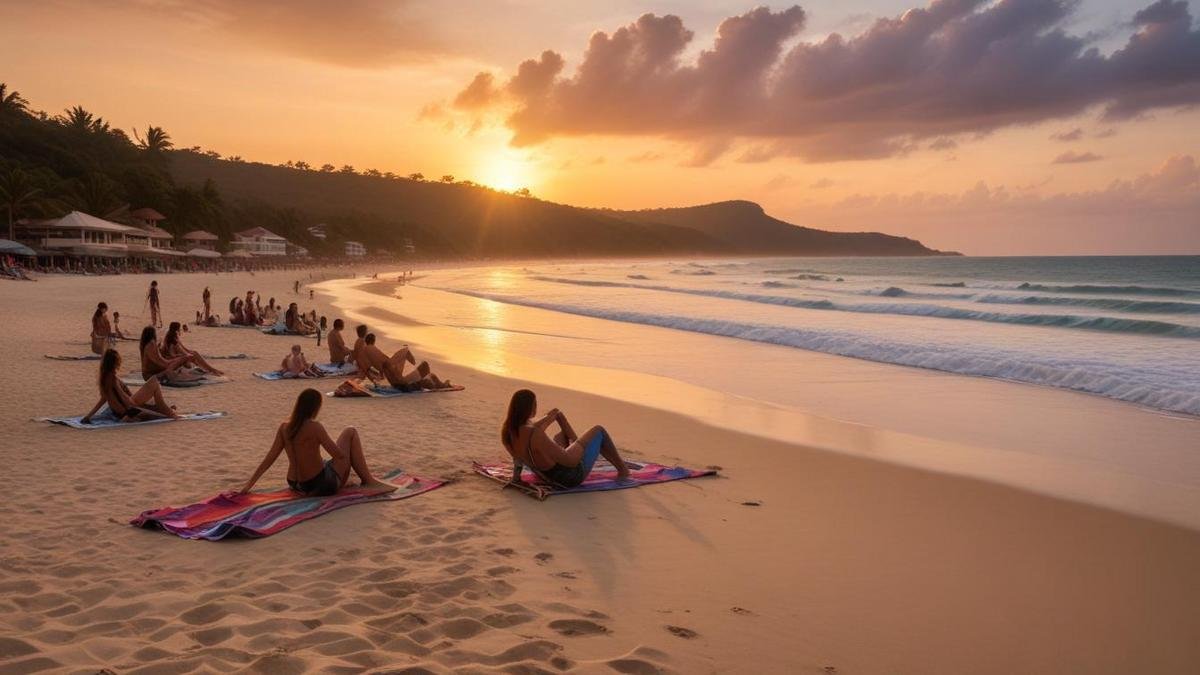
[202,286,212,321]
[294,280,300,294]
[147,280,162,328]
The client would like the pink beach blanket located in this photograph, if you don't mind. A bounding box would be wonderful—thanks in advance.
[131,469,446,540]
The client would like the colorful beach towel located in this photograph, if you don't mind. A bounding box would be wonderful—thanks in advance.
[472,459,718,500]
[131,469,446,540]
[36,410,228,430]
[121,374,230,388]
[255,362,357,380]
[44,354,101,361]
[327,381,465,397]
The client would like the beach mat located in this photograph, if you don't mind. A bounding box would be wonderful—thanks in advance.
[255,363,357,380]
[472,459,717,500]
[121,374,230,388]
[44,354,101,361]
[327,382,465,397]
[36,410,228,430]
[205,353,252,360]
[261,327,311,336]
[131,468,446,540]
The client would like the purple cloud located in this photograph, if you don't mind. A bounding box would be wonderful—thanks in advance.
[1052,150,1104,163]
[450,1,1200,161]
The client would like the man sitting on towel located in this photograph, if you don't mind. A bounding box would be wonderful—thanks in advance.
[355,333,453,391]
[328,319,352,364]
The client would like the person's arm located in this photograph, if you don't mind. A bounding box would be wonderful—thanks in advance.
[240,426,286,493]
[316,424,348,463]
[531,409,560,432]
[555,411,579,445]
[80,396,106,424]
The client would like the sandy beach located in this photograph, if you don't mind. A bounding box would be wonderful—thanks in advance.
[3,268,1200,675]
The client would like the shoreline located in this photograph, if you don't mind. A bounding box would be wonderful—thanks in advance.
[3,269,1200,673]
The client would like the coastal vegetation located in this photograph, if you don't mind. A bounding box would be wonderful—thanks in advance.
[1,82,951,258]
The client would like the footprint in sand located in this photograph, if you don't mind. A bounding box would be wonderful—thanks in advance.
[730,606,755,615]
[549,618,610,637]
[665,625,699,639]
[534,552,554,565]
[491,547,517,557]
[607,658,667,675]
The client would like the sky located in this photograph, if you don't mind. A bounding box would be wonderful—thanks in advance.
[2,0,1198,255]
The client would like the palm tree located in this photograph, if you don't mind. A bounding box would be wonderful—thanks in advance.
[440,174,455,183]
[60,106,109,134]
[364,168,382,177]
[133,125,173,153]
[339,165,356,174]
[294,161,311,171]
[408,172,425,181]
[64,173,127,220]
[320,164,335,173]
[0,83,29,115]
[0,168,44,240]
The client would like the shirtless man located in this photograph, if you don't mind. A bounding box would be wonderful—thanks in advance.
[237,388,396,496]
[202,286,212,321]
[280,344,322,378]
[328,319,352,364]
[356,333,452,391]
[351,324,368,363]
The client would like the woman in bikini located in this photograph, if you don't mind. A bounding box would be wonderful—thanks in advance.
[139,326,203,384]
[161,321,224,376]
[81,349,180,424]
[237,388,396,496]
[500,389,631,488]
[90,302,115,355]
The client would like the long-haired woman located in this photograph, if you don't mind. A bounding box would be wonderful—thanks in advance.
[81,349,179,424]
[237,388,395,495]
[139,325,202,384]
[161,321,223,376]
[90,302,114,355]
[500,389,630,487]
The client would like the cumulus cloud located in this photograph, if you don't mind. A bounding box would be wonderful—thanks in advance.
[449,0,1200,161]
[1052,150,1104,163]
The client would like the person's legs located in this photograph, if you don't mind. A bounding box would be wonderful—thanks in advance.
[131,378,179,418]
[334,427,396,492]
[573,425,630,478]
[187,352,223,376]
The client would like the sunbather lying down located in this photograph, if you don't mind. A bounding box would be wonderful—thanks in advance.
[82,349,180,424]
[355,333,454,391]
[499,388,631,488]
[237,388,396,496]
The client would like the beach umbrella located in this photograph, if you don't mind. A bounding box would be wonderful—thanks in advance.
[0,239,36,256]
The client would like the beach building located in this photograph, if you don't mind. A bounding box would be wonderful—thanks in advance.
[231,226,288,256]
[182,230,220,252]
[129,207,167,230]
[15,211,182,269]
[344,240,366,257]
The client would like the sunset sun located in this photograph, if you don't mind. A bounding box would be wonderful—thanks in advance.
[478,152,532,192]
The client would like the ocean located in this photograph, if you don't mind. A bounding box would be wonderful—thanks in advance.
[419,256,1200,417]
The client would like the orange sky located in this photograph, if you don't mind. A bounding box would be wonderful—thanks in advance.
[2,0,1198,255]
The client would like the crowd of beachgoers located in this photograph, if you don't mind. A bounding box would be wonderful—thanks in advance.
[83,276,631,498]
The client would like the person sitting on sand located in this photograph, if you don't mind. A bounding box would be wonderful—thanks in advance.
[261,297,279,325]
[139,326,203,384]
[112,311,126,339]
[285,303,317,335]
[351,324,368,363]
[162,321,224,376]
[501,388,631,487]
[328,319,352,364]
[243,290,258,326]
[90,302,115,355]
[280,344,322,378]
[81,349,180,424]
[356,333,453,391]
[237,388,397,496]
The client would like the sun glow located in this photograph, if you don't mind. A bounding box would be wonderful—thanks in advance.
[478,152,534,193]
